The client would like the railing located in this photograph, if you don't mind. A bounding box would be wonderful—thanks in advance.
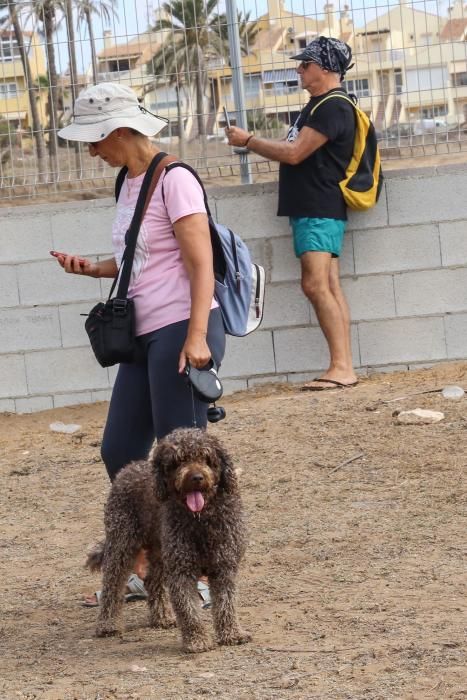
[1,0,467,203]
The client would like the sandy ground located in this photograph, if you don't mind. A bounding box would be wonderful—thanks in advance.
[0,362,466,700]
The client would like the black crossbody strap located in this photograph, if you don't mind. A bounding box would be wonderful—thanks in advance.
[115,166,128,201]
[107,152,168,301]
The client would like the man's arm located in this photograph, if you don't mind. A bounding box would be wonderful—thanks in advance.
[226,125,328,165]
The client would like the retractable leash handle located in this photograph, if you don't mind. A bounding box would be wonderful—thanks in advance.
[184,360,223,404]
[184,361,226,423]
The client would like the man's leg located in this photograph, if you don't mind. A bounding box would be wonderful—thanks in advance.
[300,251,357,388]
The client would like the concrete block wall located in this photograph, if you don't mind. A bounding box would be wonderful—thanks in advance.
[1,164,467,412]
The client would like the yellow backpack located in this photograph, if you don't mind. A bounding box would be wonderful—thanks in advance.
[310,92,384,211]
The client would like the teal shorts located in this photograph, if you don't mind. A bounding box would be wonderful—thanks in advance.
[290,217,347,258]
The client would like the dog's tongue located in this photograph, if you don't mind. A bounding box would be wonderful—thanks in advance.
[186,491,205,513]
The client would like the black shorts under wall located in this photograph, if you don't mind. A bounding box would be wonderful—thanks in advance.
[101,308,226,480]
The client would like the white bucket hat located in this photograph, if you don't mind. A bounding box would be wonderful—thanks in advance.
[58,82,168,142]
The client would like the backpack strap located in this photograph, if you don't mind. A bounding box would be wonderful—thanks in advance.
[161,161,213,218]
[309,91,358,118]
[115,166,128,201]
[159,161,226,280]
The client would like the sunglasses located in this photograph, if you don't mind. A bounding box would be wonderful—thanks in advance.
[299,61,313,69]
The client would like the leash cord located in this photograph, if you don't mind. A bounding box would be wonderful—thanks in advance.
[190,384,197,427]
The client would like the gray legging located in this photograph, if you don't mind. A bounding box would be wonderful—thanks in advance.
[101,308,226,480]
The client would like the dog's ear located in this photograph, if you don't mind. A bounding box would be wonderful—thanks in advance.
[218,449,238,495]
[155,467,169,501]
[152,441,177,502]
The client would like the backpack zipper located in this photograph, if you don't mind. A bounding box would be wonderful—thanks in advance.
[254,263,261,318]
[229,229,241,292]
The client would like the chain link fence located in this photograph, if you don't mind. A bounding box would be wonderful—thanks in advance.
[1,0,467,203]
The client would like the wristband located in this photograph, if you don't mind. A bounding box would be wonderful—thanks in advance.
[244,134,254,148]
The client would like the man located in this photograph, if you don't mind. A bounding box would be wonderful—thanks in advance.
[226,36,358,391]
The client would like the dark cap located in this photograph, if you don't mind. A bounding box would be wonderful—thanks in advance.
[291,36,354,80]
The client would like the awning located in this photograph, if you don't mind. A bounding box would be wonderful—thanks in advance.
[0,111,26,120]
[263,69,297,83]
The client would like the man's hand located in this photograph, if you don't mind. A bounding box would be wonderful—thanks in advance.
[226,126,251,148]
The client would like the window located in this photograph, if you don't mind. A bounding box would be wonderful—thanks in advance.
[420,33,433,46]
[421,104,447,118]
[406,67,448,92]
[108,59,130,72]
[452,72,467,87]
[0,82,18,98]
[244,74,261,98]
[342,78,370,98]
[298,39,307,49]
[264,80,299,96]
[0,38,21,61]
[395,69,403,95]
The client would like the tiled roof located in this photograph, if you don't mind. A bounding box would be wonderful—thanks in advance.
[98,34,161,61]
[253,26,286,51]
[440,18,467,41]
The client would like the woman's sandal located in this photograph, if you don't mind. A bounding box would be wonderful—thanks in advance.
[197,580,211,609]
[82,575,211,608]
[82,573,148,607]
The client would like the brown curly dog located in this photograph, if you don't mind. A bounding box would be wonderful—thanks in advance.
[86,428,251,653]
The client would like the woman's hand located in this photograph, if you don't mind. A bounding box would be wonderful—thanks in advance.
[225,126,251,148]
[52,254,118,278]
[53,252,99,277]
[178,331,211,374]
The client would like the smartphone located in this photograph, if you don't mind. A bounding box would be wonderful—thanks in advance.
[223,106,231,128]
[50,250,86,265]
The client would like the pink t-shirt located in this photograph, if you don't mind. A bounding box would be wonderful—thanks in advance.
[112,166,218,336]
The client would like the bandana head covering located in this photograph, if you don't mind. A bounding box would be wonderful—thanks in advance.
[291,36,354,80]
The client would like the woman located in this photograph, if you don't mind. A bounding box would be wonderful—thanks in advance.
[55,82,225,607]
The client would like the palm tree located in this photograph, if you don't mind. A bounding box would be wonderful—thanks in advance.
[144,42,189,159]
[61,0,78,104]
[151,2,259,140]
[75,0,117,84]
[211,10,259,57]
[27,0,61,177]
[153,0,224,140]
[61,0,81,173]
[2,0,47,181]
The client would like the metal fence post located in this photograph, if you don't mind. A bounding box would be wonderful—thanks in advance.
[225,0,253,185]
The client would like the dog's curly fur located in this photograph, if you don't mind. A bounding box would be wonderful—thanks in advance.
[86,428,251,653]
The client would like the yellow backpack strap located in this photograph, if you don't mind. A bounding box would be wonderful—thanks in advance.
[309,92,357,117]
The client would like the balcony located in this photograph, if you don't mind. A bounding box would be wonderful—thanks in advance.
[264,84,301,96]
[0,59,25,80]
[97,70,131,81]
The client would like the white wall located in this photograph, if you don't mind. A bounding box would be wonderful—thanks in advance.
[1,164,467,412]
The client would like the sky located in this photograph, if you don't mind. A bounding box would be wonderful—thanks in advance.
[51,0,450,75]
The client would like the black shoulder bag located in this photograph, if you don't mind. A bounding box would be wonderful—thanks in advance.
[85,151,171,367]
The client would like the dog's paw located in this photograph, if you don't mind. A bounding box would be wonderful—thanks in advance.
[149,613,177,629]
[218,628,252,646]
[183,634,216,653]
[95,621,122,638]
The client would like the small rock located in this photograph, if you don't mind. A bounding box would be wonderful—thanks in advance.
[49,421,82,434]
[441,385,465,400]
[130,663,148,673]
[395,408,444,425]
